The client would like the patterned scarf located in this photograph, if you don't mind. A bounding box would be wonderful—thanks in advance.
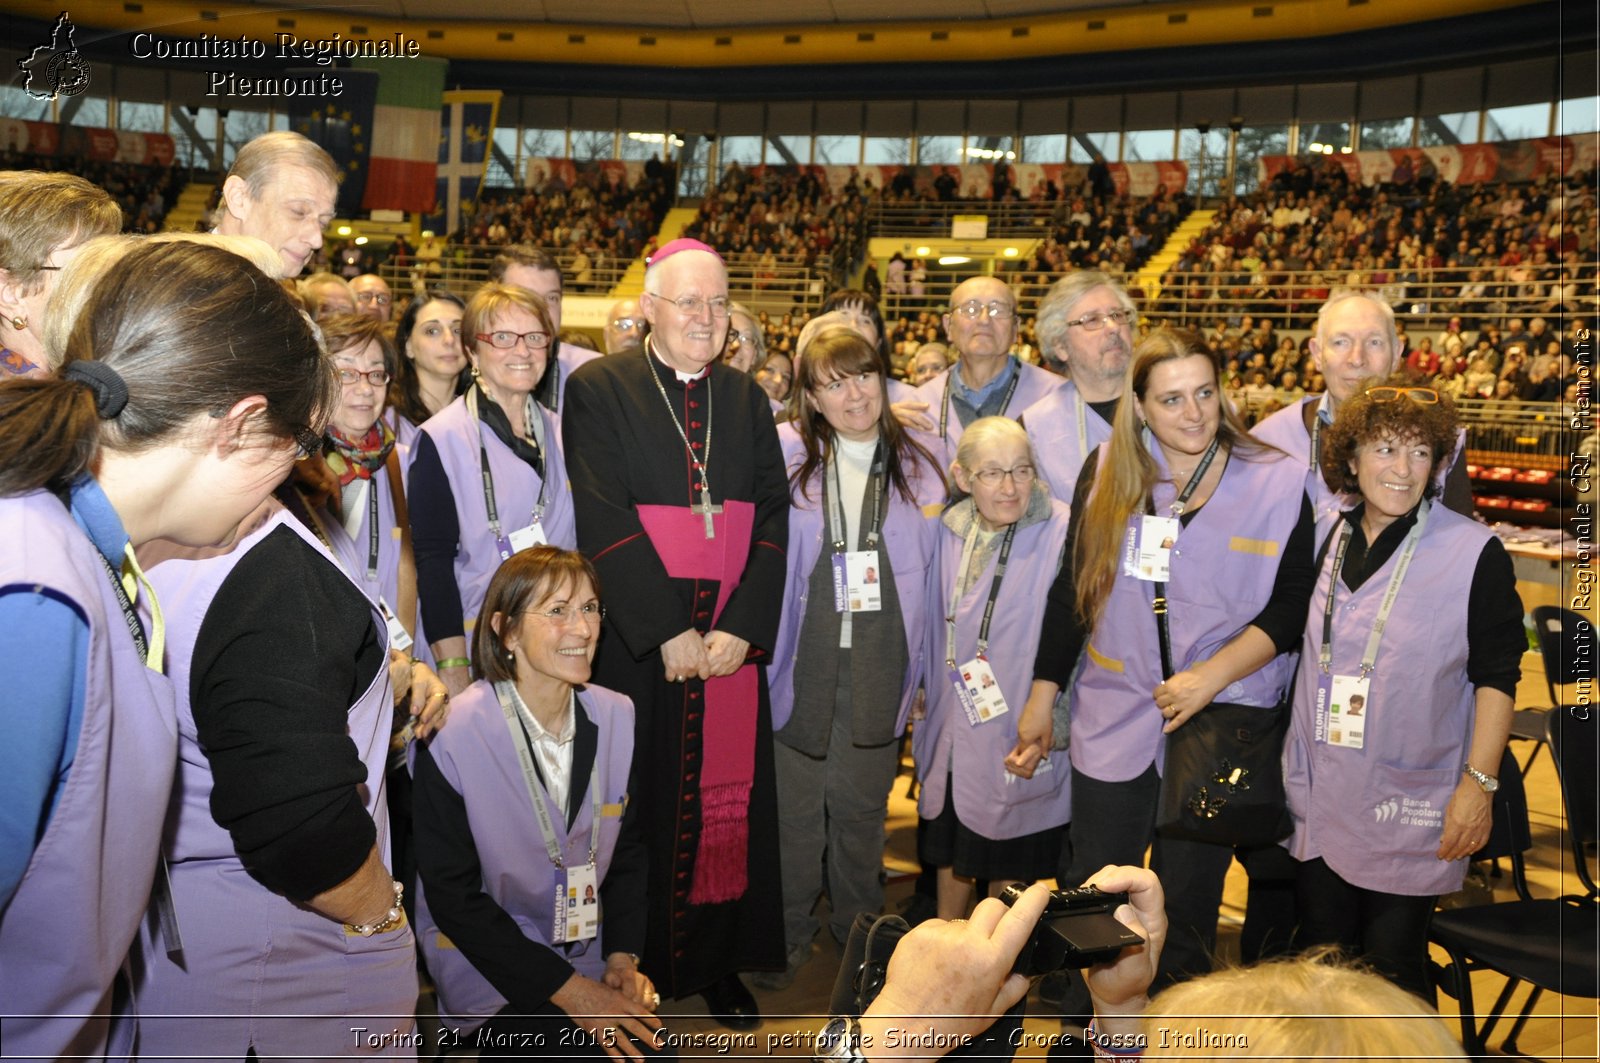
[324,421,396,487]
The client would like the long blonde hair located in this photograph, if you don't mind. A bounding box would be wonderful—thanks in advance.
[1073,328,1266,628]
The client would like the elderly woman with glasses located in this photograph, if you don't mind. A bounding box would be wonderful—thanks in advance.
[1282,377,1522,999]
[413,546,671,1059]
[409,283,577,697]
[916,416,1073,921]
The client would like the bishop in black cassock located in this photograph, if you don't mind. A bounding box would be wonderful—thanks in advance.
[563,241,788,1023]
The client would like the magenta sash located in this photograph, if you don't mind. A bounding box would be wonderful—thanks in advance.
[636,500,758,904]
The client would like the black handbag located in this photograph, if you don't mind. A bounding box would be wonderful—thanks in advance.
[830,911,1024,1059]
[1150,581,1293,847]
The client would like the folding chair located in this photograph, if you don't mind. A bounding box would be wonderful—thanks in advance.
[1521,605,1598,777]
[1430,739,1599,1057]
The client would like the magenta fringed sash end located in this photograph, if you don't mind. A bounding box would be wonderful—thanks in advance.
[688,780,751,904]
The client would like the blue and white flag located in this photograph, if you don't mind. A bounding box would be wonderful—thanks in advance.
[423,90,501,235]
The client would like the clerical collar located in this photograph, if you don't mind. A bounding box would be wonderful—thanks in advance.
[646,337,709,385]
[950,355,1018,407]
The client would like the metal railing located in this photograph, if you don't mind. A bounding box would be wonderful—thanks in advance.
[377,243,835,315]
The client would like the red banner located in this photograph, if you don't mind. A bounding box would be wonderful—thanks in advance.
[0,119,174,166]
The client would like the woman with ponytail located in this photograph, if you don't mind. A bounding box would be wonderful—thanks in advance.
[0,239,334,1060]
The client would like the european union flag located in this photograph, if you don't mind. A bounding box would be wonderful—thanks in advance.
[287,68,378,217]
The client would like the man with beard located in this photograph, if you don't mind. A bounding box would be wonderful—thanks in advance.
[563,239,787,1030]
[1018,271,1134,502]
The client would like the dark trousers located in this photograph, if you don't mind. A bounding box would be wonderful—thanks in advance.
[475,1004,677,1060]
[1295,856,1438,1002]
[1059,763,1232,987]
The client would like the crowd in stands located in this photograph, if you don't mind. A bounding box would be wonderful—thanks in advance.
[682,163,873,292]
[1154,163,1597,332]
[0,151,182,233]
[458,162,676,288]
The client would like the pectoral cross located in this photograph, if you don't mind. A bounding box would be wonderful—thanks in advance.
[693,486,722,539]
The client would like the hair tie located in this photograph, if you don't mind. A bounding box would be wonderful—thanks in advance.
[61,360,130,419]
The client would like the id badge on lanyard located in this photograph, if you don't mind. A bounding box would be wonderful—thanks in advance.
[552,862,599,944]
[1316,672,1370,750]
[949,655,1010,725]
[1124,514,1180,582]
[828,445,885,613]
[504,521,548,558]
[832,550,883,612]
[377,596,413,652]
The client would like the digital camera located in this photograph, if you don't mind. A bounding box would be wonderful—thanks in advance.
[1000,884,1144,975]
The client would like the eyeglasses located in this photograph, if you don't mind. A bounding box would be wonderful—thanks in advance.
[355,292,392,306]
[337,368,391,387]
[648,291,731,318]
[1065,308,1134,332]
[610,317,641,331]
[529,601,606,625]
[950,301,1016,321]
[968,463,1036,487]
[1368,386,1440,405]
[293,426,323,461]
[728,329,759,348]
[477,330,551,350]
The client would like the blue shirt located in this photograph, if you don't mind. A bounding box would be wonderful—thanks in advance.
[0,479,128,909]
[948,355,1021,427]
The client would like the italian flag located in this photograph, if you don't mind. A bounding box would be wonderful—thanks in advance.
[356,56,447,213]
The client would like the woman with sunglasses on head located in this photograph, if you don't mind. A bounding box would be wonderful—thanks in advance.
[390,289,469,449]
[1282,377,1521,999]
[1018,328,1316,989]
[756,328,945,988]
[0,240,335,1059]
[916,416,1073,921]
[409,283,578,697]
[413,547,670,1060]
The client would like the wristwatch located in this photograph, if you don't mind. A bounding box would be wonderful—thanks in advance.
[1463,763,1499,793]
[815,1016,867,1063]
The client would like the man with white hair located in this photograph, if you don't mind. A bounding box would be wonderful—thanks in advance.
[1253,290,1473,524]
[564,238,788,1031]
[1018,271,1135,502]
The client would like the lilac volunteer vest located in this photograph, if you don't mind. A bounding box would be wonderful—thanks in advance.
[414,681,635,1033]
[909,359,1066,470]
[915,499,1073,841]
[414,394,576,634]
[1070,446,1306,784]
[1282,506,1493,896]
[0,491,177,1061]
[321,461,434,667]
[1021,381,1115,503]
[1252,397,1465,532]
[768,424,941,735]
[135,507,416,1059]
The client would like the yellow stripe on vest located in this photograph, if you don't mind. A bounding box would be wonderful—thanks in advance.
[921,502,944,518]
[1086,643,1124,673]
[1229,536,1280,556]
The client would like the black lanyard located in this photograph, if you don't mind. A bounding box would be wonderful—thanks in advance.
[94,549,147,664]
[365,479,380,580]
[470,385,548,540]
[946,521,1018,665]
[1152,435,1222,517]
[826,441,885,553]
[940,360,1022,439]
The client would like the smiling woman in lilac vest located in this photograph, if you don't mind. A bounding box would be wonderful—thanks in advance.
[0,240,334,1059]
[1022,329,1316,990]
[1282,378,1521,999]
[760,328,944,988]
[412,547,667,1057]
[410,284,578,699]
